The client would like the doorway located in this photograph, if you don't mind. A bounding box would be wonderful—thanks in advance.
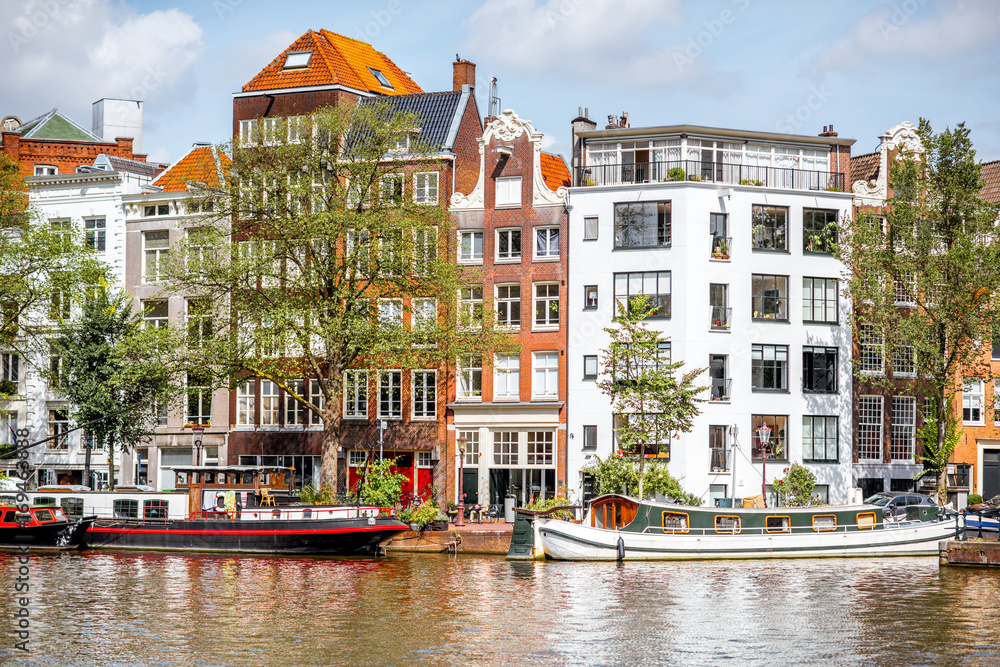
[984,449,1000,500]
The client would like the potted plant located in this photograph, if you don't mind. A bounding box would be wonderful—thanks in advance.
[430,512,450,531]
[666,167,686,182]
[718,237,729,259]
[688,174,702,182]
[582,177,597,186]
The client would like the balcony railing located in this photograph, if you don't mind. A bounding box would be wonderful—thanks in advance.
[577,159,845,192]
[710,447,729,473]
[710,235,731,260]
[710,378,731,402]
[710,306,731,330]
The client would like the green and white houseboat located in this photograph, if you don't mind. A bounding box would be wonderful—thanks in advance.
[509,494,961,561]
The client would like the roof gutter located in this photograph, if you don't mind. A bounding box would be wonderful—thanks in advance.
[443,84,472,150]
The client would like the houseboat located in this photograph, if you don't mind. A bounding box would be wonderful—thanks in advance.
[508,494,961,560]
[20,466,408,555]
[0,504,95,552]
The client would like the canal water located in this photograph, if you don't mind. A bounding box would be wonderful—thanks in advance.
[2,552,999,666]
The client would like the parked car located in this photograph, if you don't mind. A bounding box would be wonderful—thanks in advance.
[864,492,936,519]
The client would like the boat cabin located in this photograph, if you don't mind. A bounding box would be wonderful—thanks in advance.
[0,505,69,527]
[172,466,294,516]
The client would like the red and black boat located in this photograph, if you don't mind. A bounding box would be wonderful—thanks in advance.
[0,504,95,552]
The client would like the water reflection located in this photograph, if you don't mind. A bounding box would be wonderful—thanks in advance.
[2,553,999,666]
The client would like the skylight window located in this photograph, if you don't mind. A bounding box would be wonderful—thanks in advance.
[283,51,312,69]
[368,67,393,89]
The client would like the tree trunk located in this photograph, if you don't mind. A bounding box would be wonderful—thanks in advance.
[319,364,344,497]
[637,442,646,499]
[107,441,115,491]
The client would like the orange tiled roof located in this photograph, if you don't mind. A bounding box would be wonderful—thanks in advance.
[152,146,229,192]
[242,29,422,96]
[980,160,1000,204]
[540,152,571,191]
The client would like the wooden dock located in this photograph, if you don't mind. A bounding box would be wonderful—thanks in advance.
[939,539,1000,567]
[384,521,513,555]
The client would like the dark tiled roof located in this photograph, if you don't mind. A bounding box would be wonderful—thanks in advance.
[103,155,161,177]
[540,152,570,190]
[851,151,879,183]
[355,90,464,150]
[980,160,1000,204]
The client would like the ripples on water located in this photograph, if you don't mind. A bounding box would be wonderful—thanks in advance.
[1,552,999,666]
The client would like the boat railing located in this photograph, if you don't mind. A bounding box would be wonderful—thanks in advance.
[186,505,396,521]
[638,518,951,537]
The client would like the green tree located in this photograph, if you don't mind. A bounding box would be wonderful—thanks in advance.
[581,453,701,505]
[839,119,1000,503]
[596,296,706,498]
[771,462,817,507]
[163,103,508,495]
[51,287,176,489]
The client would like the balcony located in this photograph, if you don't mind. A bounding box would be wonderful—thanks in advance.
[710,236,731,260]
[710,306,731,330]
[577,160,845,192]
[710,377,731,402]
[710,447,729,473]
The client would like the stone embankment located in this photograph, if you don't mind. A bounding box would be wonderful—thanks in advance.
[940,539,1000,567]
[385,521,513,555]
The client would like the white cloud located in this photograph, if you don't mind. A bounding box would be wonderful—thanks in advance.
[815,0,1000,72]
[461,0,723,85]
[0,0,204,123]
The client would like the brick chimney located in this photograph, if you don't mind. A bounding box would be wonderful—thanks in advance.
[453,58,476,91]
[818,124,838,137]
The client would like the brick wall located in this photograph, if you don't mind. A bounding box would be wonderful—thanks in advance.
[3,132,144,176]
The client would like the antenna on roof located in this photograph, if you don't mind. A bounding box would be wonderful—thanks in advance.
[489,77,500,118]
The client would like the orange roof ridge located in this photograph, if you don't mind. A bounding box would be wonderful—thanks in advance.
[152,145,230,193]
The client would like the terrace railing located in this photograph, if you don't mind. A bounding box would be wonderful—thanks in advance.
[577,160,845,192]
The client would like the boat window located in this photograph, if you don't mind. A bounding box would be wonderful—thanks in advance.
[144,500,169,523]
[271,509,282,519]
[1,510,15,523]
[241,472,255,485]
[175,471,189,486]
[113,499,139,520]
[33,496,56,506]
[715,515,741,533]
[204,472,215,484]
[765,516,790,533]
[661,511,689,533]
[52,509,66,521]
[812,514,837,531]
[33,508,55,522]
[61,498,84,518]
[303,509,312,520]
[856,512,877,529]
[0,494,16,504]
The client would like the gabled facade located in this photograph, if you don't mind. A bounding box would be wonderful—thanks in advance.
[448,109,570,509]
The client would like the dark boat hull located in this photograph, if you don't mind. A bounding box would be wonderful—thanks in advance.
[83,516,409,555]
[0,517,95,552]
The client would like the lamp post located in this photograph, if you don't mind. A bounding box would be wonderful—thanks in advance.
[757,423,772,508]
[455,435,466,527]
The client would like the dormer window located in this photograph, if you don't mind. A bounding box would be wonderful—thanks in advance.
[283,51,312,69]
[368,67,393,89]
[391,132,418,152]
[34,165,57,176]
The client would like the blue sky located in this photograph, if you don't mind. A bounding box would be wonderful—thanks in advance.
[3,0,999,171]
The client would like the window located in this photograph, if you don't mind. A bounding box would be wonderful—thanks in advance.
[186,299,212,348]
[368,67,393,89]
[709,354,730,401]
[113,499,139,520]
[803,277,838,323]
[284,51,311,68]
[614,271,671,318]
[412,371,436,419]
[417,452,432,468]
[379,299,402,328]
[583,355,598,380]
[238,120,257,146]
[892,338,916,378]
[752,205,788,250]
[533,351,559,398]
[286,115,306,143]
[751,274,788,320]
[343,371,367,419]
[709,425,728,471]
[143,499,168,523]
[380,174,403,206]
[457,355,482,400]
[345,230,370,277]
[534,283,560,327]
[285,379,305,426]
[493,431,518,465]
[893,272,917,306]
[379,371,402,419]
[411,298,437,344]
[583,425,597,450]
[378,230,404,277]
[496,284,521,327]
[412,227,437,277]
[527,432,554,465]
[613,201,670,248]
[496,228,521,261]
[963,379,984,423]
[310,379,325,426]
[751,344,788,391]
[803,347,837,393]
[186,371,212,426]
[49,285,70,321]
[494,354,520,400]
[142,300,168,331]
[534,227,560,259]
[583,216,598,240]
[803,208,838,253]
[891,397,916,461]
[803,416,838,462]
[143,204,170,217]
[858,396,883,461]
[47,407,69,450]
[709,283,729,329]
[459,286,484,327]
[460,431,480,465]
[751,414,787,460]
[458,230,484,263]
[710,213,729,258]
[84,217,106,252]
[48,343,64,390]
[496,176,522,207]
[143,231,169,282]
[260,380,279,426]
[34,165,57,176]
[1,351,18,386]
[237,381,254,426]
[715,516,741,534]
[584,285,598,309]
[414,172,438,204]
[859,324,884,375]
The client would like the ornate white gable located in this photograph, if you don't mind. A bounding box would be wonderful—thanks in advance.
[852,121,924,206]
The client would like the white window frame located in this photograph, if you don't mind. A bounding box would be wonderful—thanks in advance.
[532,351,559,399]
[458,230,484,264]
[84,217,106,253]
[891,397,916,462]
[239,119,257,146]
[457,355,483,401]
[379,298,403,327]
[34,165,57,176]
[534,226,560,261]
[459,286,483,327]
[533,282,560,329]
[411,370,437,420]
[237,381,255,426]
[963,378,984,424]
[460,430,480,466]
[380,173,404,206]
[378,370,402,419]
[310,379,325,426]
[413,172,439,205]
[496,176,522,207]
[285,379,305,426]
[260,380,279,426]
[496,228,522,263]
[343,370,368,419]
[143,230,169,283]
[494,354,520,401]
[858,395,883,462]
[526,431,555,466]
[583,216,598,241]
[495,283,521,328]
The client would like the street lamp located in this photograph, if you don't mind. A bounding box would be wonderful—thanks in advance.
[455,435,466,527]
[757,423,772,508]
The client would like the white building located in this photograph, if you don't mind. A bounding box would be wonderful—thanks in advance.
[566,118,856,505]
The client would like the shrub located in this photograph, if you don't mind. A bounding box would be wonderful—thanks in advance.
[410,502,439,528]
[667,167,686,181]
[967,493,983,506]
[355,457,408,507]
[524,486,576,519]
[299,484,337,505]
[581,454,701,505]
[771,462,817,507]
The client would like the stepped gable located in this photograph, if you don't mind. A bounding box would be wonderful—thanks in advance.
[242,29,422,96]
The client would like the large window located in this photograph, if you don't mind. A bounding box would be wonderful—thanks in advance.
[84,217,106,252]
[186,371,212,426]
[709,425,728,471]
[493,431,518,465]
[892,338,916,378]
[310,379,325,426]
[891,396,916,461]
[496,177,522,207]
[285,379,305,426]
[457,355,482,400]
[414,172,438,204]
[412,299,437,345]
[751,344,788,391]
[47,407,69,450]
[803,277,838,323]
[237,381,254,426]
[534,227,560,260]
[752,205,787,250]
[803,208,838,253]
[260,380,279,426]
[496,228,521,261]
[613,201,671,248]
[802,415,837,462]
[458,230,483,263]
[527,432,554,465]
[496,284,521,327]
[534,283,560,327]
[143,300,168,331]
[533,351,559,398]
[412,370,436,419]
[412,227,437,276]
[186,299,212,348]
[494,354,520,400]
[460,430,480,465]
[858,396,883,461]
[459,286,483,327]
[379,371,402,419]
[859,324,884,375]
[751,274,788,320]
[751,414,786,460]
[613,414,669,458]
[1,351,18,386]
[614,271,671,318]
[344,371,367,418]
[963,379,984,424]
[143,231,169,283]
[803,347,837,393]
